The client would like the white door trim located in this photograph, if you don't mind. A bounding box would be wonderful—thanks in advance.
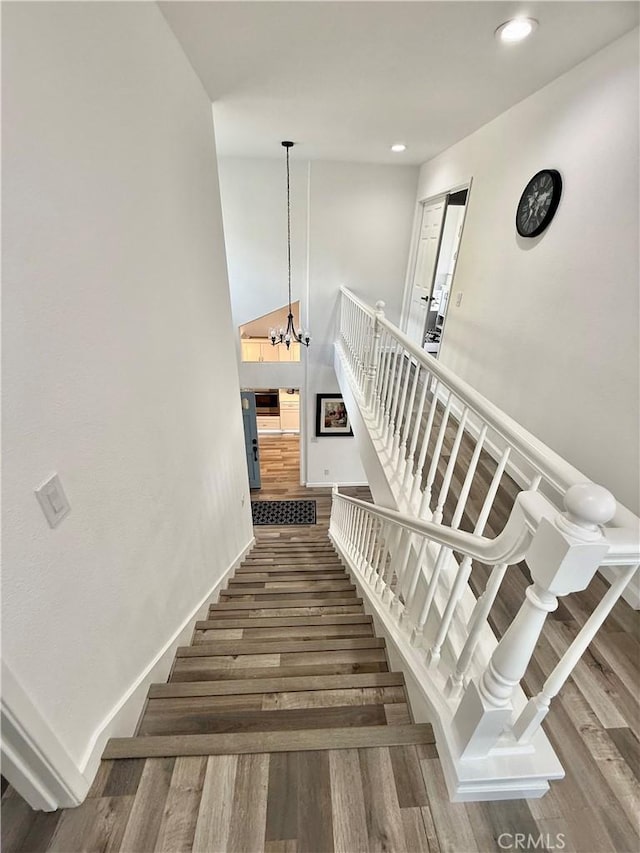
[401,179,473,332]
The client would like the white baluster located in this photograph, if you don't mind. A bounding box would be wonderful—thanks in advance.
[388,527,412,617]
[360,514,373,575]
[381,525,403,604]
[386,346,406,449]
[409,380,441,506]
[391,352,412,461]
[446,562,509,697]
[366,302,385,411]
[452,483,616,759]
[367,517,384,584]
[419,392,453,518]
[356,310,366,386]
[356,507,367,571]
[426,444,510,665]
[372,521,389,595]
[431,407,469,524]
[344,502,353,556]
[403,536,429,632]
[513,562,639,742]
[376,333,393,432]
[402,370,430,497]
[398,361,420,473]
[382,345,400,444]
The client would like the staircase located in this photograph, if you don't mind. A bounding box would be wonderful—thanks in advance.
[104,535,434,761]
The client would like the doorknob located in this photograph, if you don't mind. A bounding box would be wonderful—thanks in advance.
[421,295,432,302]
[253,446,258,461]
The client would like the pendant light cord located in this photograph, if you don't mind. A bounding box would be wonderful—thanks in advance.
[286,143,292,313]
[269,140,310,348]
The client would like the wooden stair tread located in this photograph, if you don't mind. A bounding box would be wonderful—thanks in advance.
[137,702,403,736]
[237,564,343,571]
[177,637,385,657]
[149,672,405,698]
[111,527,435,773]
[195,614,372,629]
[210,597,362,611]
[170,662,389,682]
[248,545,337,551]
[212,606,364,619]
[143,686,406,714]
[229,572,348,583]
[103,724,435,759]
[195,626,373,642]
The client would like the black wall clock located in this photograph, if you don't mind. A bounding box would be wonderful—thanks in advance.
[516,169,562,238]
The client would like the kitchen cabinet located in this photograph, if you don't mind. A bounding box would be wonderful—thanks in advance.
[279,390,300,432]
[241,339,301,362]
[256,415,280,431]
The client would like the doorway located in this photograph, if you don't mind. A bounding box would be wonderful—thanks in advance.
[241,388,302,493]
[405,186,469,357]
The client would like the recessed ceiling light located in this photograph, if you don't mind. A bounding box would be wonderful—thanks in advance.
[495,17,538,44]
[391,143,407,153]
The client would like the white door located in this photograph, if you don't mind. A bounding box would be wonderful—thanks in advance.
[406,198,447,347]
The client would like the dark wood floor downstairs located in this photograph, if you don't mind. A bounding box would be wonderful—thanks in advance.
[2,434,639,852]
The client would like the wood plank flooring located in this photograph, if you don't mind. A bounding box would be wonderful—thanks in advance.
[3,428,639,851]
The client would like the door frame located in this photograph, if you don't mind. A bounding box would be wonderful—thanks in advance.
[433,184,472,358]
[401,179,473,337]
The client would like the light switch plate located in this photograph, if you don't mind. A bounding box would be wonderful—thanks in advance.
[35,474,71,528]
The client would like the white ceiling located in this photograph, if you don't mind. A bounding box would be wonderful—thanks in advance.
[160,1,639,165]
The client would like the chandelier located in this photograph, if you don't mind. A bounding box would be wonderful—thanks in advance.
[269,141,311,349]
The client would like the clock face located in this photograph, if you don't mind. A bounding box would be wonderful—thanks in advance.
[516,169,562,237]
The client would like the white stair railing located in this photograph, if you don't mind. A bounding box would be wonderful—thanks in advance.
[332,285,640,801]
[337,286,640,544]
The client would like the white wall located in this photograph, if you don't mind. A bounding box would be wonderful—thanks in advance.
[411,30,639,516]
[305,160,418,485]
[2,0,253,793]
[218,158,307,404]
[218,156,418,485]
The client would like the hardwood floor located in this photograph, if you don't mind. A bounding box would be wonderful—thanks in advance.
[2,431,639,851]
[255,433,301,494]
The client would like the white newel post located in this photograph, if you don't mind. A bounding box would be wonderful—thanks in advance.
[366,301,385,411]
[452,483,615,759]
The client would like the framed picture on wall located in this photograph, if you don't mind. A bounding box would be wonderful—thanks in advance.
[315,394,353,437]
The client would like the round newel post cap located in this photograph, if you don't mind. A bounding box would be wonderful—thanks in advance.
[375,300,386,314]
[564,483,616,530]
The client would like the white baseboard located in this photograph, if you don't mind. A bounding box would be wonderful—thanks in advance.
[1,536,255,811]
